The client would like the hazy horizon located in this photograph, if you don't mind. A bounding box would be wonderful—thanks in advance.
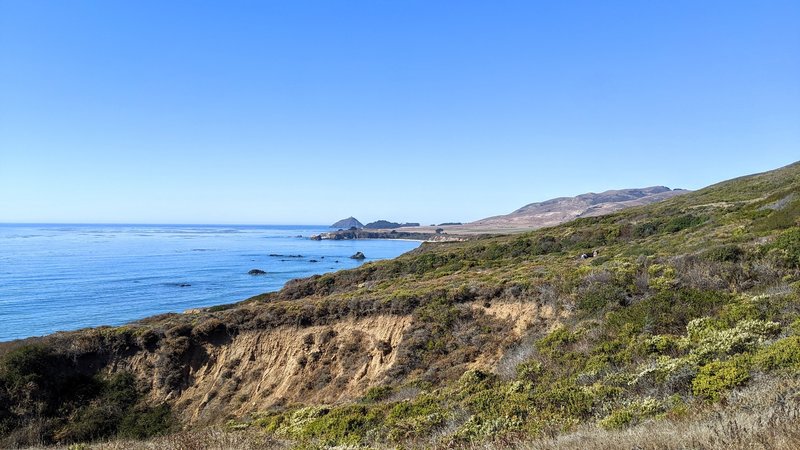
[0,168,791,227]
[2,1,798,225]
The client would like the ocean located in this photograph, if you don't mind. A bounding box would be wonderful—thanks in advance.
[0,224,420,342]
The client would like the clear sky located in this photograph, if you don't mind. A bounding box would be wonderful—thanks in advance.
[1,1,798,225]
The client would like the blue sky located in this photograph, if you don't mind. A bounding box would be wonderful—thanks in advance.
[1,1,798,225]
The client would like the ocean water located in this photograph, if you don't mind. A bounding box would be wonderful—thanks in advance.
[0,224,420,342]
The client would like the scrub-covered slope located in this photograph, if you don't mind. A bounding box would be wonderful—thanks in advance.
[0,162,799,448]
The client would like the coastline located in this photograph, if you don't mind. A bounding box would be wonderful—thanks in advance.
[310,228,484,242]
[0,224,420,342]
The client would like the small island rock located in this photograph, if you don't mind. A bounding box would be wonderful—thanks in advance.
[248,269,267,275]
[350,251,366,260]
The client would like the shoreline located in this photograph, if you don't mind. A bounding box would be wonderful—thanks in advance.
[0,224,419,343]
[310,228,482,242]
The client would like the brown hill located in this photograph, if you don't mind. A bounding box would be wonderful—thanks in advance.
[468,186,689,231]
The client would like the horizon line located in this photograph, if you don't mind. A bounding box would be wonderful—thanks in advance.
[0,222,334,227]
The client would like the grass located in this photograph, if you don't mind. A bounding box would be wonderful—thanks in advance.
[508,376,800,450]
[40,375,800,449]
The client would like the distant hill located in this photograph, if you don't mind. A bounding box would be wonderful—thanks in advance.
[330,217,364,229]
[364,220,420,229]
[470,186,689,230]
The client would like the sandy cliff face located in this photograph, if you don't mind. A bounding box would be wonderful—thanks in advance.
[93,295,561,426]
[112,315,412,424]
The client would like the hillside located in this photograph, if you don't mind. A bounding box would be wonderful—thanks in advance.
[330,217,364,229]
[474,186,689,228]
[394,186,689,236]
[473,186,688,224]
[1,162,799,449]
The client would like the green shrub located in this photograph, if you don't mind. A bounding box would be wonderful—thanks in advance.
[662,214,705,233]
[0,349,172,446]
[753,336,800,372]
[386,394,448,442]
[56,403,121,443]
[630,355,698,389]
[54,372,171,443]
[363,385,393,402]
[454,415,524,440]
[792,318,800,335]
[764,227,800,268]
[0,344,102,420]
[516,361,543,381]
[532,235,563,255]
[531,381,618,420]
[577,284,627,314]
[599,409,633,429]
[754,199,800,231]
[631,215,704,238]
[692,358,750,401]
[117,404,173,439]
[536,327,579,355]
[647,264,676,290]
[296,404,382,445]
[0,344,59,395]
[633,222,660,238]
[685,318,780,362]
[643,334,680,355]
[718,299,762,324]
[702,245,744,263]
[605,289,730,336]
[598,397,663,430]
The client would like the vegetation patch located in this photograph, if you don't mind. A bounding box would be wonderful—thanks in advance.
[692,358,751,401]
[0,347,172,446]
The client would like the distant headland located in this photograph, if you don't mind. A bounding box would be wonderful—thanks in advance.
[321,186,689,241]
